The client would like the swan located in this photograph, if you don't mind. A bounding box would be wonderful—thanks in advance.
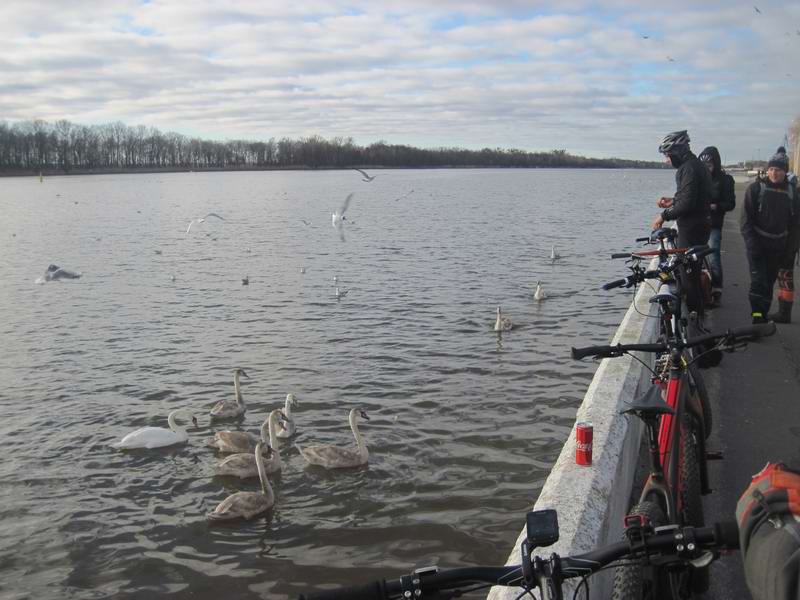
[206,414,270,454]
[214,410,284,478]
[299,408,370,469]
[276,394,298,439]
[112,410,189,449]
[534,281,547,302]
[207,442,275,521]
[210,368,248,419]
[494,306,513,331]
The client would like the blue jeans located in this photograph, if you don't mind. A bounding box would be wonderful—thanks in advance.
[707,228,723,287]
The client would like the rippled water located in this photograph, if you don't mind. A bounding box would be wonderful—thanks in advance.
[0,168,673,599]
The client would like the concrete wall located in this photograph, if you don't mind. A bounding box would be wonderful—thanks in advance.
[488,276,659,599]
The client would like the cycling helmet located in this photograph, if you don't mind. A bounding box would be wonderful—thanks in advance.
[658,130,690,154]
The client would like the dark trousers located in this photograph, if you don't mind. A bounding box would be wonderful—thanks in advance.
[746,250,783,316]
[678,220,711,314]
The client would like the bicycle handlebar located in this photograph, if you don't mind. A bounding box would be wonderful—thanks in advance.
[571,322,776,360]
[297,522,739,600]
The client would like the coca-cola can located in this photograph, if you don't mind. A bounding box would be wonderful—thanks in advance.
[576,422,593,466]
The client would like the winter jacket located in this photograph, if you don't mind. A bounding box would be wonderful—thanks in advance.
[698,146,736,229]
[661,151,712,238]
[740,178,800,256]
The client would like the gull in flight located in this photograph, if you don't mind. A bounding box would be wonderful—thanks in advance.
[332,193,353,242]
[186,212,225,234]
[300,219,313,226]
[353,168,376,182]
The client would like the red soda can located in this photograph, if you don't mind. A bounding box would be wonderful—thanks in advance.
[576,422,593,466]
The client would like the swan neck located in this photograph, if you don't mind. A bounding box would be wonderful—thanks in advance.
[255,449,274,499]
[283,397,293,418]
[168,412,186,437]
[268,411,280,447]
[349,412,366,452]
[233,374,245,406]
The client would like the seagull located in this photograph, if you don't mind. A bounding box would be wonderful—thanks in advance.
[332,193,353,241]
[394,189,414,202]
[754,5,761,14]
[154,250,162,255]
[186,212,225,234]
[534,281,547,302]
[333,275,338,285]
[550,245,561,262]
[242,276,249,286]
[299,267,306,274]
[641,34,650,39]
[300,219,313,226]
[666,56,675,62]
[353,168,375,182]
[335,286,349,300]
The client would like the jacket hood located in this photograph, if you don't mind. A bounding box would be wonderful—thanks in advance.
[698,146,722,173]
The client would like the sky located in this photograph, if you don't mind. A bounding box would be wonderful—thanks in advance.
[2,0,799,163]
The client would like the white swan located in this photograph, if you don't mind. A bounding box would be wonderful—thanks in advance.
[214,410,284,478]
[112,410,189,449]
[299,408,370,468]
[210,368,248,419]
[206,414,270,454]
[534,281,547,302]
[276,394,298,439]
[494,306,513,331]
[207,442,275,521]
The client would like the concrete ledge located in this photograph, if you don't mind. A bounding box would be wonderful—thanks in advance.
[488,278,658,599]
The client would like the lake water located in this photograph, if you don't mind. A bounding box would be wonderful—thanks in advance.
[0,168,674,599]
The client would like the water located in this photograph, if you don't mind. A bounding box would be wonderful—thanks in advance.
[0,168,674,599]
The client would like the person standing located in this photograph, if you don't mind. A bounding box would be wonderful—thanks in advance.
[651,130,712,314]
[769,146,799,322]
[651,130,712,248]
[740,150,800,324]
[698,146,736,305]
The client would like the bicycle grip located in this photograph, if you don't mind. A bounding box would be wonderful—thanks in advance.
[635,236,651,242]
[571,345,616,360]
[610,253,631,259]
[298,581,390,600]
[712,521,741,549]
[729,322,777,340]
[602,278,629,290]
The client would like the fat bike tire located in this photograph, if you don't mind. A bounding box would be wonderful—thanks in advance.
[609,501,667,600]
[680,413,709,593]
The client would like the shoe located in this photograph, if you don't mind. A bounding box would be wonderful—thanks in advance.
[752,315,769,324]
[769,300,793,324]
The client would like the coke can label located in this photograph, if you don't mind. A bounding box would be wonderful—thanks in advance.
[576,422,593,466]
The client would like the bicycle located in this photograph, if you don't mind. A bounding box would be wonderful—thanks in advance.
[571,322,774,598]
[296,508,740,600]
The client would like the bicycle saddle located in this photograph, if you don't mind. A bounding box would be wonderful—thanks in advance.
[620,385,674,417]
[651,228,678,242]
[649,288,678,305]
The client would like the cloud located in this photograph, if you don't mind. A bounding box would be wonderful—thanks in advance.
[1,0,798,161]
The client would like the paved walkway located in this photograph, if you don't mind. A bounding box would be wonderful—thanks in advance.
[702,181,800,598]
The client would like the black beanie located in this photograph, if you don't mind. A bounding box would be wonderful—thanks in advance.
[777,146,787,154]
[768,152,789,171]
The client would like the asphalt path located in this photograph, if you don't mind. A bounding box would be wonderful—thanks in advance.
[701,181,800,599]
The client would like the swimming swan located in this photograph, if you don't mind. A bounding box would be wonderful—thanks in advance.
[276,394,298,439]
[112,410,189,449]
[494,306,513,331]
[534,281,547,302]
[214,410,284,478]
[299,408,370,469]
[206,415,269,454]
[207,442,275,521]
[210,368,248,419]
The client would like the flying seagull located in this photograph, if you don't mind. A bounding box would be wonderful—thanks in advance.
[754,6,761,14]
[641,34,650,39]
[332,193,353,242]
[186,212,225,234]
[353,168,376,182]
[666,56,675,62]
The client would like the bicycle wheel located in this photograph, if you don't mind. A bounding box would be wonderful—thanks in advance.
[687,362,712,439]
[679,413,709,593]
[609,501,667,600]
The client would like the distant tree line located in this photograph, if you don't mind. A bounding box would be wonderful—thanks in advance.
[0,119,663,175]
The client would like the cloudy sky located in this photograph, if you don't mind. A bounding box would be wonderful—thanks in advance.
[3,0,799,162]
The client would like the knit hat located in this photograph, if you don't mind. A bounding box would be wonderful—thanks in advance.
[768,151,789,171]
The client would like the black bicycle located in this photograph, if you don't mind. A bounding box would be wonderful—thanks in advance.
[297,509,740,600]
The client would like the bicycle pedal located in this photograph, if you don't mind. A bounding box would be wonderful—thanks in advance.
[706,451,724,460]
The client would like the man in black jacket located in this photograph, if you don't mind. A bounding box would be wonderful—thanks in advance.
[651,131,712,315]
[651,130,712,248]
[698,146,736,305]
[740,150,800,324]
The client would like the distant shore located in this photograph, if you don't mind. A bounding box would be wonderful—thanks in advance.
[0,164,671,178]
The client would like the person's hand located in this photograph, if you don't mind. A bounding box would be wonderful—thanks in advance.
[710,203,718,211]
[657,197,673,209]
[651,215,665,230]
